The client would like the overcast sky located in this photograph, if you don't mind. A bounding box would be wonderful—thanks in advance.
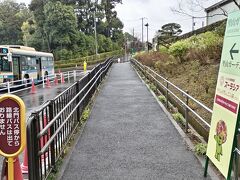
[16,0,221,41]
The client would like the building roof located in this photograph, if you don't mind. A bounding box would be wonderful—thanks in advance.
[205,0,231,13]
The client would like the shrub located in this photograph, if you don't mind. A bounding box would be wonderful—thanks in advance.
[159,46,169,54]
[168,40,189,62]
[172,112,185,126]
[158,95,166,104]
[82,108,90,122]
[149,83,157,92]
[194,143,207,155]
[215,21,226,37]
[54,49,73,60]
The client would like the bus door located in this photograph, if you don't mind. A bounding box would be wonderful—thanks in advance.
[12,57,21,81]
[36,57,42,80]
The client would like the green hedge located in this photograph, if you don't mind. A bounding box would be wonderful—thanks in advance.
[54,50,123,67]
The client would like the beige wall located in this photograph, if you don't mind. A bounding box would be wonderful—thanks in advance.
[207,0,240,25]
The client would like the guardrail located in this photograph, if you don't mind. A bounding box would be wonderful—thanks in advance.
[131,59,211,138]
[0,70,85,94]
[27,58,113,180]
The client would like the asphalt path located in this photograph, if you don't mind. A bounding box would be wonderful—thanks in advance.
[60,62,210,180]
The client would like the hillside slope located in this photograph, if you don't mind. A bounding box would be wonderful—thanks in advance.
[135,23,226,121]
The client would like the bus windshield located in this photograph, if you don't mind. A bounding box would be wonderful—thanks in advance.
[0,56,12,72]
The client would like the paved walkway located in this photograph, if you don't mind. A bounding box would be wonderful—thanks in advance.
[61,62,210,180]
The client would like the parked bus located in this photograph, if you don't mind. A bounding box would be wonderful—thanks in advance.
[0,45,54,83]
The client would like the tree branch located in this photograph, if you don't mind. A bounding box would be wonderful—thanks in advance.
[232,0,240,9]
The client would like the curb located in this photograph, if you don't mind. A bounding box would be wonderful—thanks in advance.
[131,63,220,180]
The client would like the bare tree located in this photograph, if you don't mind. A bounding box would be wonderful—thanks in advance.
[171,0,239,19]
[232,0,240,9]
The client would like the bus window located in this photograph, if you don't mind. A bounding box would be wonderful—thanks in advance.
[21,56,28,71]
[48,57,54,66]
[41,57,48,68]
[0,56,11,72]
[27,57,37,70]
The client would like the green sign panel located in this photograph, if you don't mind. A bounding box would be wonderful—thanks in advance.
[206,11,240,179]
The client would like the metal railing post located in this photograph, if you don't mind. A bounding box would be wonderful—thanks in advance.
[7,81,10,93]
[185,91,189,133]
[166,80,169,109]
[49,100,56,171]
[76,81,81,122]
[27,113,40,180]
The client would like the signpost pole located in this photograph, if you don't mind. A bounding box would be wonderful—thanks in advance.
[7,157,14,180]
[204,156,209,177]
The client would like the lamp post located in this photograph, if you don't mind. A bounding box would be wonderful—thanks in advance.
[145,23,149,52]
[141,17,147,51]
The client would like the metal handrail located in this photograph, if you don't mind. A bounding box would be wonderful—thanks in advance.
[0,69,85,94]
[131,58,211,133]
[38,60,112,154]
[26,58,113,180]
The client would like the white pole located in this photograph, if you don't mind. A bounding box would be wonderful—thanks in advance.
[73,70,76,82]
[68,71,70,82]
[42,71,45,88]
[7,81,10,93]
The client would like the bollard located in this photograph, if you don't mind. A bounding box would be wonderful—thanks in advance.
[7,81,10,93]
[83,61,87,72]
[30,78,36,94]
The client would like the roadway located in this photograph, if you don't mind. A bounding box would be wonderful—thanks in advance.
[0,71,87,177]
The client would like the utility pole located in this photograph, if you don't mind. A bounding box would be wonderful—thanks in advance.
[141,18,144,45]
[141,17,147,51]
[192,16,195,31]
[94,10,98,56]
[92,0,98,56]
[145,23,149,52]
[132,28,135,54]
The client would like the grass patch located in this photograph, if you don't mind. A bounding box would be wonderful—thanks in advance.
[194,143,207,155]
[81,107,90,122]
[149,83,157,92]
[158,95,166,104]
[172,112,185,127]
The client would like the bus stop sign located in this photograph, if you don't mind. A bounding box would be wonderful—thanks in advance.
[0,94,26,157]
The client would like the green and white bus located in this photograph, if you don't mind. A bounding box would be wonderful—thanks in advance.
[0,45,54,83]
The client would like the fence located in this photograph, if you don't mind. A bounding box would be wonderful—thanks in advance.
[131,58,240,178]
[131,59,211,137]
[27,58,113,180]
[0,70,84,94]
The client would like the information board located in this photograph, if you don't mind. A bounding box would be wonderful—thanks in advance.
[0,94,26,158]
[206,11,240,178]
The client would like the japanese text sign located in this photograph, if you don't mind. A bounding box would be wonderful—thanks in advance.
[206,11,240,179]
[0,94,26,158]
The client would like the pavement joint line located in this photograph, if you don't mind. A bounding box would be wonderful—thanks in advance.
[56,64,113,180]
[131,63,220,180]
